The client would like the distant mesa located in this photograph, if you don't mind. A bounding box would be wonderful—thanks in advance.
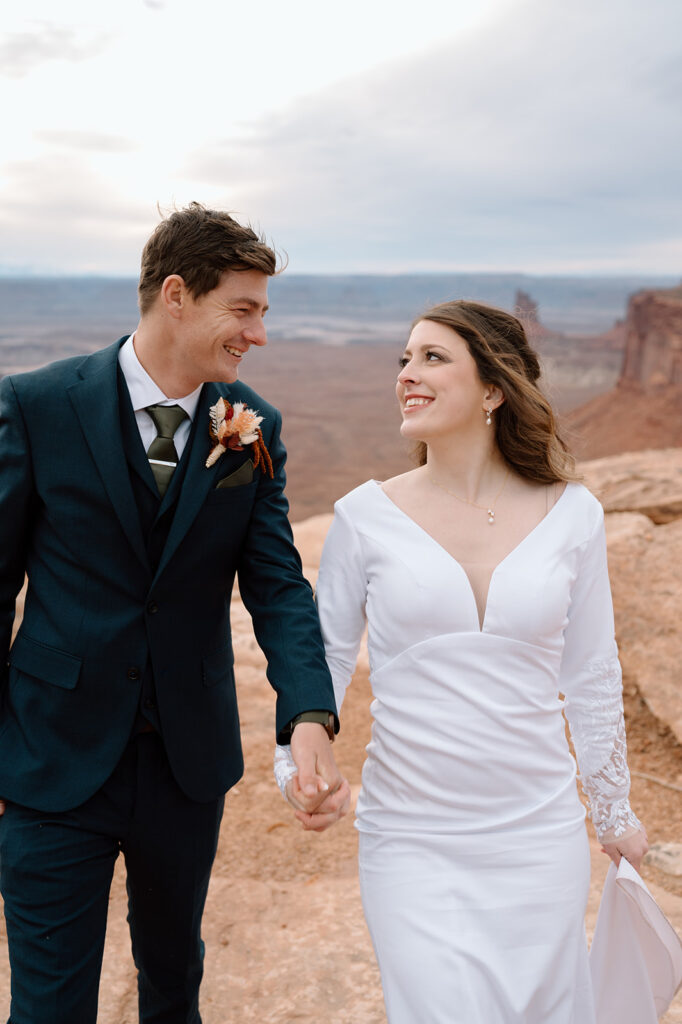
[514,289,556,346]
[568,282,682,459]
[620,283,682,389]
[514,289,540,325]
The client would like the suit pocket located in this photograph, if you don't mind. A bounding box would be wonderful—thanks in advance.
[8,633,82,690]
[202,642,234,688]
[215,459,253,489]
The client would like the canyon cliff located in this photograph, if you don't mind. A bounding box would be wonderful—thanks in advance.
[569,285,682,458]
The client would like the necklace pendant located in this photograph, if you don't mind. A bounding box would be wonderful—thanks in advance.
[487,508,495,524]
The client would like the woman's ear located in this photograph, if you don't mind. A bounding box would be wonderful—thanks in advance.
[484,384,505,411]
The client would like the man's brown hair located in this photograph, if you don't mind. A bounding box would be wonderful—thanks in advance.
[138,202,279,314]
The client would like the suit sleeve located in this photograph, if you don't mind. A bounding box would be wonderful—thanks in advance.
[0,376,34,672]
[236,410,337,741]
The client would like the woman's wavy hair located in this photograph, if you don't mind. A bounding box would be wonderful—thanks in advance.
[412,300,577,484]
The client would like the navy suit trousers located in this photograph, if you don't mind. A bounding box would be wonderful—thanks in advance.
[0,732,224,1024]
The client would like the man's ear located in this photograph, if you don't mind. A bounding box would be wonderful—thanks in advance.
[159,275,188,320]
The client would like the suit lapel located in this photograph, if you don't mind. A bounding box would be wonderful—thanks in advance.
[67,340,150,573]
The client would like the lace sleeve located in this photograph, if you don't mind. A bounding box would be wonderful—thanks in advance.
[559,508,642,843]
[273,743,297,798]
[563,656,641,842]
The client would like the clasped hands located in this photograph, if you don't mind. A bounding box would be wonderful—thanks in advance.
[285,722,351,832]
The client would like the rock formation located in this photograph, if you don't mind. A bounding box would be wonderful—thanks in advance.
[621,285,682,388]
[568,285,682,458]
[514,289,540,325]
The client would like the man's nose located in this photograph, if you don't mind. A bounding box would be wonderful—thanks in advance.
[243,319,268,347]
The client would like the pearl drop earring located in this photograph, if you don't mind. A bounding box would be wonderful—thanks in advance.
[485,407,492,426]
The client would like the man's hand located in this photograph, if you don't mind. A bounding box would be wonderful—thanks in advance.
[288,722,350,830]
[291,781,351,832]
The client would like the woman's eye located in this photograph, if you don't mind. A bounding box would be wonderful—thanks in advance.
[425,351,441,361]
[398,357,409,368]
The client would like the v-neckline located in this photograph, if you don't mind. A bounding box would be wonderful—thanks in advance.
[371,479,572,633]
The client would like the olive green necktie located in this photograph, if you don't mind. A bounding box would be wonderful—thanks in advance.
[146,404,189,497]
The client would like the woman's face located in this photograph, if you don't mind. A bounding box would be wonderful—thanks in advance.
[396,320,490,443]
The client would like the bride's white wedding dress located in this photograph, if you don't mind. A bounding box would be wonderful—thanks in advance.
[314,480,640,1024]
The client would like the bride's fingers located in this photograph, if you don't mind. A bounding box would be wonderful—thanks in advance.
[294,780,351,831]
[601,828,649,873]
[290,774,331,813]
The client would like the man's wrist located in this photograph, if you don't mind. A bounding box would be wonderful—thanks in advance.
[282,710,335,744]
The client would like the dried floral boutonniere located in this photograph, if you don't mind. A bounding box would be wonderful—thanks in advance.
[206,397,273,477]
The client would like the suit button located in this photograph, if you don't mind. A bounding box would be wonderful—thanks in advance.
[144,698,156,710]
[127,667,140,681]
[147,601,159,614]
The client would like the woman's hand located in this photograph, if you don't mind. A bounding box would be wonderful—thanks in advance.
[601,826,649,873]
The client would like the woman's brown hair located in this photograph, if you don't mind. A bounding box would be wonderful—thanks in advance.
[412,300,577,484]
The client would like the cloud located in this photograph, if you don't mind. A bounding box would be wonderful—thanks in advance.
[184,0,682,272]
[0,22,108,79]
[35,130,138,153]
[0,157,151,274]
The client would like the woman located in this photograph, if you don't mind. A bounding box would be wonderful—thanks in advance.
[277,300,648,1023]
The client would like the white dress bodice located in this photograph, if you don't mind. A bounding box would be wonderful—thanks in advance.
[314,480,639,842]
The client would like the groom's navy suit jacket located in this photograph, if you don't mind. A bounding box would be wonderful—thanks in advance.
[0,338,336,812]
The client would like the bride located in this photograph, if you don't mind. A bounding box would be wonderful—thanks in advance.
[278,299,648,1023]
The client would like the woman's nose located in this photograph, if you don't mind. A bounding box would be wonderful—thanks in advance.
[397,362,418,385]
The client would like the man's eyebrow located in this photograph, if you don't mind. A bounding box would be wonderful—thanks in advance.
[230,297,269,312]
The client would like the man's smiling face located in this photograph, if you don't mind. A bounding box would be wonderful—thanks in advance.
[179,269,269,386]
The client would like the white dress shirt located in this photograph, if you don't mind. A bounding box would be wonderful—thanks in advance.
[118,334,202,458]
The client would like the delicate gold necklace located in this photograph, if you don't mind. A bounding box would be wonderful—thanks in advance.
[428,468,510,524]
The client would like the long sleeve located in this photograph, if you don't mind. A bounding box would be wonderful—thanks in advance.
[315,502,368,715]
[272,501,367,798]
[559,508,641,843]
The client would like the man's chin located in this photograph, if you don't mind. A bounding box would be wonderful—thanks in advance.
[216,366,239,384]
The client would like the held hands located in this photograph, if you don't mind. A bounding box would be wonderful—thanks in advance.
[601,825,649,874]
[287,722,351,832]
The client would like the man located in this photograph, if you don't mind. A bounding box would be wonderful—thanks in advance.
[0,203,349,1023]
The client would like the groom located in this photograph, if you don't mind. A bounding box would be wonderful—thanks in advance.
[0,203,349,1023]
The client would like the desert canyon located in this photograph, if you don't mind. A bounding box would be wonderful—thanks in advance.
[1,282,681,1021]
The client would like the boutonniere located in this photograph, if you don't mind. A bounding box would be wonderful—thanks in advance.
[206,397,273,477]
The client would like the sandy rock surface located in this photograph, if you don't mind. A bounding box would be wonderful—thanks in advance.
[2,451,682,1022]
[582,447,682,523]
[601,508,682,748]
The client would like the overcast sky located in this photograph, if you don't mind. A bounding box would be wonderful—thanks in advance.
[1,0,680,276]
